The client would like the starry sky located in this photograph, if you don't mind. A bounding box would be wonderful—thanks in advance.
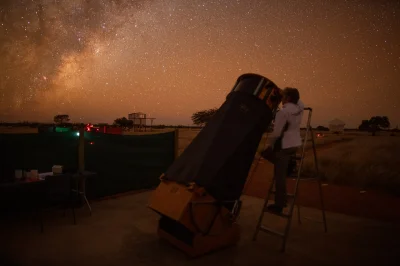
[0,0,399,127]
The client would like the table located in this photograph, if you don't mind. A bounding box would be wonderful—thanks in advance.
[38,171,96,215]
[1,171,96,215]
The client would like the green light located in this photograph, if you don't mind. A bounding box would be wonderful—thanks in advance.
[76,132,80,136]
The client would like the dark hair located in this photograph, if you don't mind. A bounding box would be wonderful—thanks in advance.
[283,87,300,104]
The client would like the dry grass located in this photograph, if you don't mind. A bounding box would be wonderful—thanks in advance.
[255,131,353,155]
[302,136,400,196]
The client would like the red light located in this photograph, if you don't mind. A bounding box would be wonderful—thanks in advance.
[90,142,94,145]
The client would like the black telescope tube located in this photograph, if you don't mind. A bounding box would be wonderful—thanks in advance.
[164,73,281,203]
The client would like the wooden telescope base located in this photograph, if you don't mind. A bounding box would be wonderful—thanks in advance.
[148,178,242,257]
[157,216,241,257]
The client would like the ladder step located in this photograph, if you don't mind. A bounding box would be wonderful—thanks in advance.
[260,225,284,237]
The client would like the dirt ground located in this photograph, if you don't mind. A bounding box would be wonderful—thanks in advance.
[1,191,399,266]
[243,157,400,223]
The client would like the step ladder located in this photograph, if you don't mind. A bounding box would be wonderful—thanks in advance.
[252,107,328,252]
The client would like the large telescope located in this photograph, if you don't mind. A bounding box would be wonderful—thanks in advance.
[148,73,282,257]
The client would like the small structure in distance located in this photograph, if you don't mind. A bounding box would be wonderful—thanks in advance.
[329,118,346,134]
[128,112,156,132]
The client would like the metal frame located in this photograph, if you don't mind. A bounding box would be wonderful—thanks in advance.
[252,107,327,252]
[71,172,93,216]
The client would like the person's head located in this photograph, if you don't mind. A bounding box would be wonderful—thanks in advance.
[282,87,300,104]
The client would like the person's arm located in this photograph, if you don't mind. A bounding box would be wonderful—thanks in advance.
[266,110,288,149]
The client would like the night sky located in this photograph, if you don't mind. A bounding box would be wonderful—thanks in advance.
[0,0,399,127]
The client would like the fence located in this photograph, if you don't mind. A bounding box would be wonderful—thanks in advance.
[0,130,177,198]
[84,131,176,198]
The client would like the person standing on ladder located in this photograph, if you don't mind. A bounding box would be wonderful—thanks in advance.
[261,87,305,214]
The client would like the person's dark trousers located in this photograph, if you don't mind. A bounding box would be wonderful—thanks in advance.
[265,147,298,208]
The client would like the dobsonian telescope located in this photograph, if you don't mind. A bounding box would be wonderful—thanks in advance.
[148,73,283,257]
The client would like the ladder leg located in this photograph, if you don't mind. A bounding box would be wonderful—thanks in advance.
[295,174,301,224]
[280,112,312,252]
[252,133,273,241]
[282,173,304,251]
[253,178,275,241]
[281,205,294,252]
[310,125,328,233]
[295,160,302,225]
[297,203,302,224]
[281,168,304,251]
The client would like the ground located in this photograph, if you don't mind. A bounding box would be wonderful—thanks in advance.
[1,191,399,266]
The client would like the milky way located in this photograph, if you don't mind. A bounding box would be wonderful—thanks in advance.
[0,0,399,127]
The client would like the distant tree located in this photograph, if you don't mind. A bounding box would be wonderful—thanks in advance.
[113,117,133,129]
[369,116,390,136]
[54,114,70,124]
[191,108,218,126]
[358,120,370,131]
[358,116,390,136]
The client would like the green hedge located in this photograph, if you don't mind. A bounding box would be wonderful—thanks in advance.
[0,131,175,198]
[84,131,175,198]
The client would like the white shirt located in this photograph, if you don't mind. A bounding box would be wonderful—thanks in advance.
[267,100,305,149]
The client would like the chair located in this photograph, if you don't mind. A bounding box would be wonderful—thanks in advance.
[39,174,78,232]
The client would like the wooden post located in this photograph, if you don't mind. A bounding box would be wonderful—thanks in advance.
[77,127,87,207]
[78,127,85,173]
[174,128,179,159]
